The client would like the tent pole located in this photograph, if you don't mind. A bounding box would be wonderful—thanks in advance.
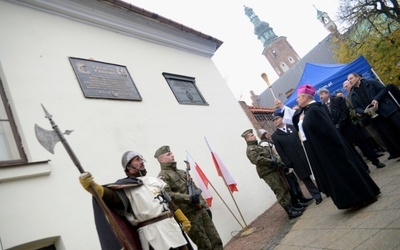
[371,68,400,108]
[371,68,385,85]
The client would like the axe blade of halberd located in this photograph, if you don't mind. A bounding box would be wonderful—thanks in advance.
[34,123,60,154]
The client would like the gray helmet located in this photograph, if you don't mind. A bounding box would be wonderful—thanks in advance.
[121,151,145,170]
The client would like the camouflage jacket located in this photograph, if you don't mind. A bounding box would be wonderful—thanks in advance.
[158,162,208,214]
[246,140,276,178]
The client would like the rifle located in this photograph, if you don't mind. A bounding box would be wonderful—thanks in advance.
[184,160,202,209]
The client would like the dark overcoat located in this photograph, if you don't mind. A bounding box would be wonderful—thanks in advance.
[349,78,398,118]
[271,125,312,180]
[292,102,380,209]
[324,96,366,143]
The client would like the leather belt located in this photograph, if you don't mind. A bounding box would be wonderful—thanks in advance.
[137,212,173,228]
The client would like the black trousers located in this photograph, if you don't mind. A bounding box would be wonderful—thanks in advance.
[372,110,400,157]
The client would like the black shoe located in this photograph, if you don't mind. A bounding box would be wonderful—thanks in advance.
[284,206,303,219]
[372,161,386,168]
[376,153,384,158]
[388,154,400,160]
[299,197,313,204]
[315,198,323,205]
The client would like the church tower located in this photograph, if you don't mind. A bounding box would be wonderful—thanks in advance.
[314,6,338,35]
[244,6,300,77]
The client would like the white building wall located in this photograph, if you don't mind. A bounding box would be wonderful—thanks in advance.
[0,0,278,249]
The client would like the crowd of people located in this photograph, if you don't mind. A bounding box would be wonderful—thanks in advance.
[257,73,398,211]
[76,73,399,249]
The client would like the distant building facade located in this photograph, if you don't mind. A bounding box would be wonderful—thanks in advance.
[239,101,275,134]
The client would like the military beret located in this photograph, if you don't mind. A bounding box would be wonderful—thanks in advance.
[154,145,170,158]
[241,129,253,138]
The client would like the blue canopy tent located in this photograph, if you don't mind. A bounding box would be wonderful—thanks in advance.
[284,56,374,108]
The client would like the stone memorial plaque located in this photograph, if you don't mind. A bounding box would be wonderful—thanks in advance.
[162,73,208,105]
[69,57,142,101]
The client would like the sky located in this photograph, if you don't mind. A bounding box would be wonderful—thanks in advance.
[128,0,342,104]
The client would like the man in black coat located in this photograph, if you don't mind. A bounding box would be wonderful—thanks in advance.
[348,73,400,160]
[277,84,381,210]
[318,88,385,171]
[270,112,323,205]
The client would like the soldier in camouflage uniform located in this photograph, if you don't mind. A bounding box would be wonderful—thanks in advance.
[155,145,223,250]
[241,129,303,219]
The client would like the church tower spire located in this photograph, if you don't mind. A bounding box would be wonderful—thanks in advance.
[314,5,338,34]
[244,6,300,77]
[244,6,277,47]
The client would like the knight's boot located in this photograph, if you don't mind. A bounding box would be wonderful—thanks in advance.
[284,205,303,219]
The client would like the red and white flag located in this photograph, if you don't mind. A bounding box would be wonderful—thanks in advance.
[204,137,238,193]
[186,151,213,207]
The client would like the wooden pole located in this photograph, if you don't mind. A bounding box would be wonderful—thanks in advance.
[206,179,245,229]
[39,105,136,250]
[204,137,256,236]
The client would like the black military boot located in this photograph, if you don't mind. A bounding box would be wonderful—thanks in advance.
[291,204,306,212]
[284,205,303,219]
[299,197,314,204]
[293,201,308,209]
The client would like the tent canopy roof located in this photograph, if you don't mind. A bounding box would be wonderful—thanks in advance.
[284,56,373,108]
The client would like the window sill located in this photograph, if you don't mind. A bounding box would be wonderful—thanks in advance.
[0,160,51,183]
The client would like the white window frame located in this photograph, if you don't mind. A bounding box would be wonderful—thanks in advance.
[0,78,27,166]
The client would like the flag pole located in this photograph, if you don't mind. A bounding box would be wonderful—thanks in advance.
[206,179,245,229]
[186,151,245,229]
[371,68,400,108]
[204,137,256,236]
[219,171,256,237]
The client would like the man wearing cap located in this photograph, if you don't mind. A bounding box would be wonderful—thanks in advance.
[241,129,304,219]
[269,111,323,205]
[258,126,313,207]
[277,84,381,210]
[155,145,223,250]
[79,151,196,250]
